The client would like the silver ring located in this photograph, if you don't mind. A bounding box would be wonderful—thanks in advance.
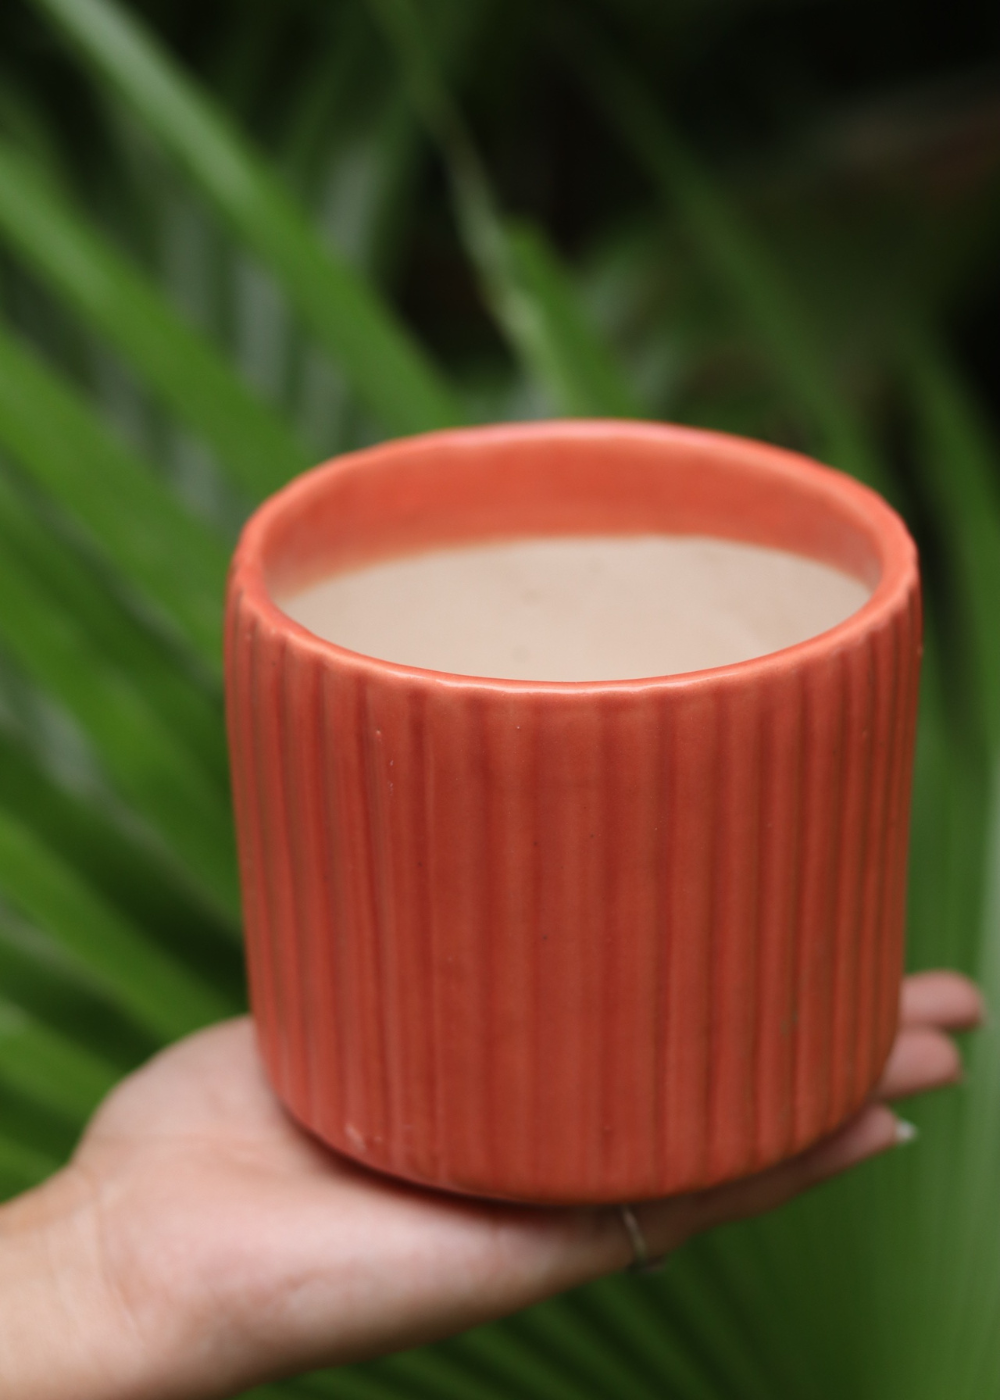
[619,1204,650,1271]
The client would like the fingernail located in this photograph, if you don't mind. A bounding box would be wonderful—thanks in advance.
[894,1118,919,1145]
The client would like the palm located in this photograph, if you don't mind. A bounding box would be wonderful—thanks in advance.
[68,1018,618,1396]
[62,971,980,1400]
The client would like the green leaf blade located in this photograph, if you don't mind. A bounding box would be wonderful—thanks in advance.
[0,805,233,1042]
[568,28,887,489]
[369,0,641,420]
[0,140,313,499]
[0,322,229,663]
[0,997,118,1120]
[504,221,643,418]
[29,0,464,438]
[0,525,238,918]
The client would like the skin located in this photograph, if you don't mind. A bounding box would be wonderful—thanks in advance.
[0,969,982,1400]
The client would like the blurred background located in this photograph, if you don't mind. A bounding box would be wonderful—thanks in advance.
[0,0,998,1395]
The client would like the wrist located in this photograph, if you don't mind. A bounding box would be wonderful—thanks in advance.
[0,1167,146,1400]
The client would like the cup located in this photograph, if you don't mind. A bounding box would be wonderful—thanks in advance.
[225,420,920,1204]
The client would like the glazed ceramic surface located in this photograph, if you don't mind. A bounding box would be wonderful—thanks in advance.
[225,420,921,1203]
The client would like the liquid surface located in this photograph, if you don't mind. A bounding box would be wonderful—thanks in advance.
[280,535,871,681]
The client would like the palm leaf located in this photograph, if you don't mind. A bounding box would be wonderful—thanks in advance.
[27,0,464,437]
[903,332,1000,743]
[0,996,118,1118]
[0,468,224,778]
[0,524,237,917]
[0,805,231,1040]
[0,321,229,661]
[370,0,642,418]
[563,20,888,490]
[0,139,312,498]
[0,1131,60,1195]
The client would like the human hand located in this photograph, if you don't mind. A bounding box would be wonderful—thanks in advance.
[0,970,982,1400]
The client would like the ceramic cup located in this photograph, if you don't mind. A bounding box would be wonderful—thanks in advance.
[225,420,920,1204]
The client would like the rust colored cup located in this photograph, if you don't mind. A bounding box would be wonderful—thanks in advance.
[225,420,920,1204]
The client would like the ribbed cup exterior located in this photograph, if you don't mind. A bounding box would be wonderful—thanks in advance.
[226,421,921,1203]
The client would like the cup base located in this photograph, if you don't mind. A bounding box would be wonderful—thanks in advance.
[265,1032,894,1206]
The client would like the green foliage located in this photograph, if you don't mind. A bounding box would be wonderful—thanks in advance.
[0,0,998,1394]
[0,140,312,498]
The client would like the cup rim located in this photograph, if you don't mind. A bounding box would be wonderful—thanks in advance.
[229,419,919,696]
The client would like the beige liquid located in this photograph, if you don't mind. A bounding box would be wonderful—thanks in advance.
[280,535,871,682]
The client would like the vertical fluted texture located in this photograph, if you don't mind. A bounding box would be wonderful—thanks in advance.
[227,581,921,1203]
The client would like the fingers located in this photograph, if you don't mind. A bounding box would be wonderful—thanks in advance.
[606,972,984,1276]
[901,971,984,1031]
[874,1025,962,1100]
[637,1103,906,1257]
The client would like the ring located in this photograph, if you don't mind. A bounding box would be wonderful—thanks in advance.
[619,1204,655,1272]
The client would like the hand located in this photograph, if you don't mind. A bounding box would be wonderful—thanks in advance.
[0,970,982,1400]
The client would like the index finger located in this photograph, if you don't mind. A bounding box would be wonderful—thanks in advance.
[900,971,984,1031]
